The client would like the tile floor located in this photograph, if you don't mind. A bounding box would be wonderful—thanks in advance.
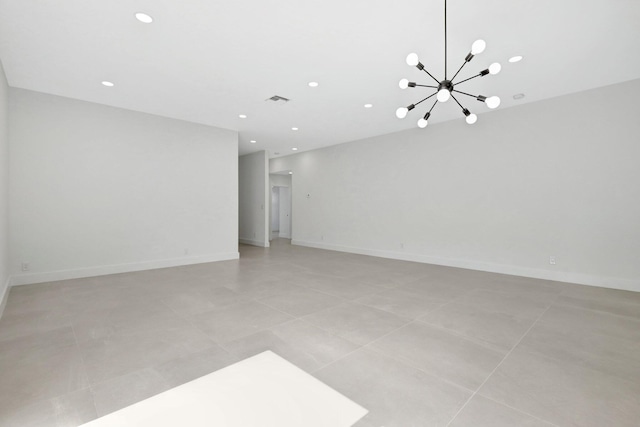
[1,239,639,426]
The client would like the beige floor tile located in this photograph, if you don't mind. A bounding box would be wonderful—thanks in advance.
[0,309,73,343]
[315,348,471,427]
[91,368,171,417]
[355,288,446,319]
[190,300,294,343]
[258,287,344,316]
[519,310,640,383]
[160,287,249,316]
[452,288,551,317]
[479,348,640,427]
[0,388,97,427]
[449,395,556,427]
[535,304,640,342]
[0,327,89,410]
[553,294,640,320]
[399,278,476,300]
[298,275,386,300]
[77,322,215,385]
[419,302,538,352]
[222,319,359,372]
[371,322,504,390]
[152,345,236,389]
[301,302,409,345]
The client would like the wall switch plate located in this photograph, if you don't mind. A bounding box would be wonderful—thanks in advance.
[549,256,556,265]
[21,262,30,272]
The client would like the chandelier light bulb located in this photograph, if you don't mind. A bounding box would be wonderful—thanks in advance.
[466,113,478,124]
[437,89,451,103]
[396,107,409,119]
[489,63,502,75]
[417,118,428,128]
[471,39,486,55]
[399,78,409,89]
[406,53,419,66]
[486,96,501,109]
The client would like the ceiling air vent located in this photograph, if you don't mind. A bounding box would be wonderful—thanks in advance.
[266,95,290,105]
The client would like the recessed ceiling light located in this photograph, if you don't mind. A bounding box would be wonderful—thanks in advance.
[508,55,523,63]
[292,148,298,151]
[250,140,257,144]
[364,104,373,108]
[288,171,293,175]
[239,114,247,119]
[291,127,298,131]
[135,12,153,23]
[513,93,525,100]
[308,82,319,87]
[101,81,114,87]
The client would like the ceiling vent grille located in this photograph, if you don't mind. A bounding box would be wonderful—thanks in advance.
[266,95,290,104]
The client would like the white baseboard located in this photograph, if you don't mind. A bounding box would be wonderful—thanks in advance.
[239,238,270,248]
[291,239,640,293]
[0,275,11,320]
[10,252,240,287]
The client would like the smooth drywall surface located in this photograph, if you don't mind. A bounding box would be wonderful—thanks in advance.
[239,151,269,247]
[0,60,9,312]
[10,89,239,285]
[271,79,640,291]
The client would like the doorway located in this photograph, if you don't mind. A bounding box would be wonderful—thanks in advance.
[269,172,292,242]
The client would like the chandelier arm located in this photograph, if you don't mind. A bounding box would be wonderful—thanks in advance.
[415,84,438,88]
[453,73,481,86]
[450,61,467,82]
[450,94,465,110]
[428,99,439,114]
[414,91,438,107]
[453,89,479,99]
[421,68,441,85]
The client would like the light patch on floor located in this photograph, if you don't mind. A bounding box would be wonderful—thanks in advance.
[80,351,368,427]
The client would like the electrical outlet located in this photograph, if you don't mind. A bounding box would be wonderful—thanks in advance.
[21,262,30,272]
[549,256,556,265]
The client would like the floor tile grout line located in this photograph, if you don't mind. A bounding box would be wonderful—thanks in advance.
[362,342,478,395]
[311,314,414,373]
[479,395,563,427]
[408,318,512,354]
[444,301,556,427]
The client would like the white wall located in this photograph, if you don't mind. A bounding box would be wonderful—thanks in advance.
[271,79,640,292]
[0,60,9,310]
[10,89,239,285]
[238,151,269,247]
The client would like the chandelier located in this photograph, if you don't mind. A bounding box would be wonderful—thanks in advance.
[396,0,501,127]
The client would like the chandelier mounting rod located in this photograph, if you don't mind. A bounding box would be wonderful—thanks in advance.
[444,0,448,80]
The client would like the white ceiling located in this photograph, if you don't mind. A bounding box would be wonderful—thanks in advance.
[1,0,639,157]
